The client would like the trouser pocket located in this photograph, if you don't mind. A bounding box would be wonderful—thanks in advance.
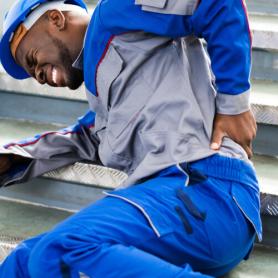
[231,181,262,241]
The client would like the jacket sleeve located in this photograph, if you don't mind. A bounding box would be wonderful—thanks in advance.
[0,110,100,187]
[99,0,252,115]
[190,0,252,114]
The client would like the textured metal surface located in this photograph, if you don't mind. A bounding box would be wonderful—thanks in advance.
[46,162,278,217]
[250,80,278,125]
[261,193,278,216]
[0,235,22,262]
[252,104,278,125]
[43,163,127,189]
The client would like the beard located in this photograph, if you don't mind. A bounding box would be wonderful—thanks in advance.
[49,35,84,90]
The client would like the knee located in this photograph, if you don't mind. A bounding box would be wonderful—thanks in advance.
[28,228,101,276]
[0,242,32,278]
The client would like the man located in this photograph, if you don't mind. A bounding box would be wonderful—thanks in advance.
[0,0,261,277]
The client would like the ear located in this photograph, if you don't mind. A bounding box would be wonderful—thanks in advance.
[47,10,66,31]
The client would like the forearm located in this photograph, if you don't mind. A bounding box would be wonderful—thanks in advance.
[0,111,100,187]
[190,0,252,114]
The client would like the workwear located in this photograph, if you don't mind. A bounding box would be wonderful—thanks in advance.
[0,155,258,278]
[0,0,253,189]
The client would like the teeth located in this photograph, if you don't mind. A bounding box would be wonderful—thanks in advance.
[52,68,57,84]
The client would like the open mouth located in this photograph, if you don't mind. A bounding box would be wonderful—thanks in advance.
[51,67,58,85]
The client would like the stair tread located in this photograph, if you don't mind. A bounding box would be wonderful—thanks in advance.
[0,199,72,262]
[252,155,278,195]
[0,118,277,195]
[250,14,278,51]
[225,245,278,278]
[251,80,278,125]
[0,119,62,146]
[250,14,278,32]
[251,80,278,107]
[0,199,71,240]
[1,76,278,125]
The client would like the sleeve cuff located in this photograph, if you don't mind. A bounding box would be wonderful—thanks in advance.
[216,90,251,115]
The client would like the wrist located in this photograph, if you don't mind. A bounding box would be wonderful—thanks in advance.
[216,91,251,115]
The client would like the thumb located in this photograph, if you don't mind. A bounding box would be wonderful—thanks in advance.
[243,144,253,159]
[210,129,224,150]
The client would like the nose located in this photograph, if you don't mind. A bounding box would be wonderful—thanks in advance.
[35,65,45,84]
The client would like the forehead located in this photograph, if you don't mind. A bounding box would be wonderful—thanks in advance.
[15,24,48,64]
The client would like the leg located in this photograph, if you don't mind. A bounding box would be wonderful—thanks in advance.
[26,170,255,277]
[1,156,259,278]
[0,233,46,278]
[27,196,212,278]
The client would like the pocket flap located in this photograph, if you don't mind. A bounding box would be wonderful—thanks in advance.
[135,0,167,9]
[136,0,198,15]
[96,45,124,108]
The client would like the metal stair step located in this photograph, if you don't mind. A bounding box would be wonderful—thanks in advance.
[252,49,278,81]
[1,77,277,126]
[250,14,278,51]
[1,78,278,157]
[0,117,277,214]
[0,199,71,239]
[250,80,278,157]
[225,245,278,278]
[246,0,278,15]
[251,80,278,125]
[0,198,72,262]
[0,118,63,145]
[1,117,277,249]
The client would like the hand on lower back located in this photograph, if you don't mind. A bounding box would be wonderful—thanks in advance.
[210,110,257,158]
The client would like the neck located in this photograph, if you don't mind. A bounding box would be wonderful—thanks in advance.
[65,12,90,61]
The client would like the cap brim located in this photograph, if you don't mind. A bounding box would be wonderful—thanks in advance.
[0,31,30,80]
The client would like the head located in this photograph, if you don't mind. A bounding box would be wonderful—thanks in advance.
[2,0,90,90]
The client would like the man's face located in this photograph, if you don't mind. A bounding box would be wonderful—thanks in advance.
[15,23,83,90]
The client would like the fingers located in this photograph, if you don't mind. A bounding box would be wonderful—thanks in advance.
[0,156,12,175]
[210,129,225,151]
[246,147,253,159]
[241,141,253,159]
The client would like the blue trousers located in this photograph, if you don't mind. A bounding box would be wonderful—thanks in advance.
[0,155,260,278]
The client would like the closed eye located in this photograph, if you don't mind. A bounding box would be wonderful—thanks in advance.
[26,50,37,69]
[26,58,34,68]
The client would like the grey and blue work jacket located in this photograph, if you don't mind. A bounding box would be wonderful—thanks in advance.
[0,0,261,239]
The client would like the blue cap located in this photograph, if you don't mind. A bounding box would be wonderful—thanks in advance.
[0,0,87,79]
